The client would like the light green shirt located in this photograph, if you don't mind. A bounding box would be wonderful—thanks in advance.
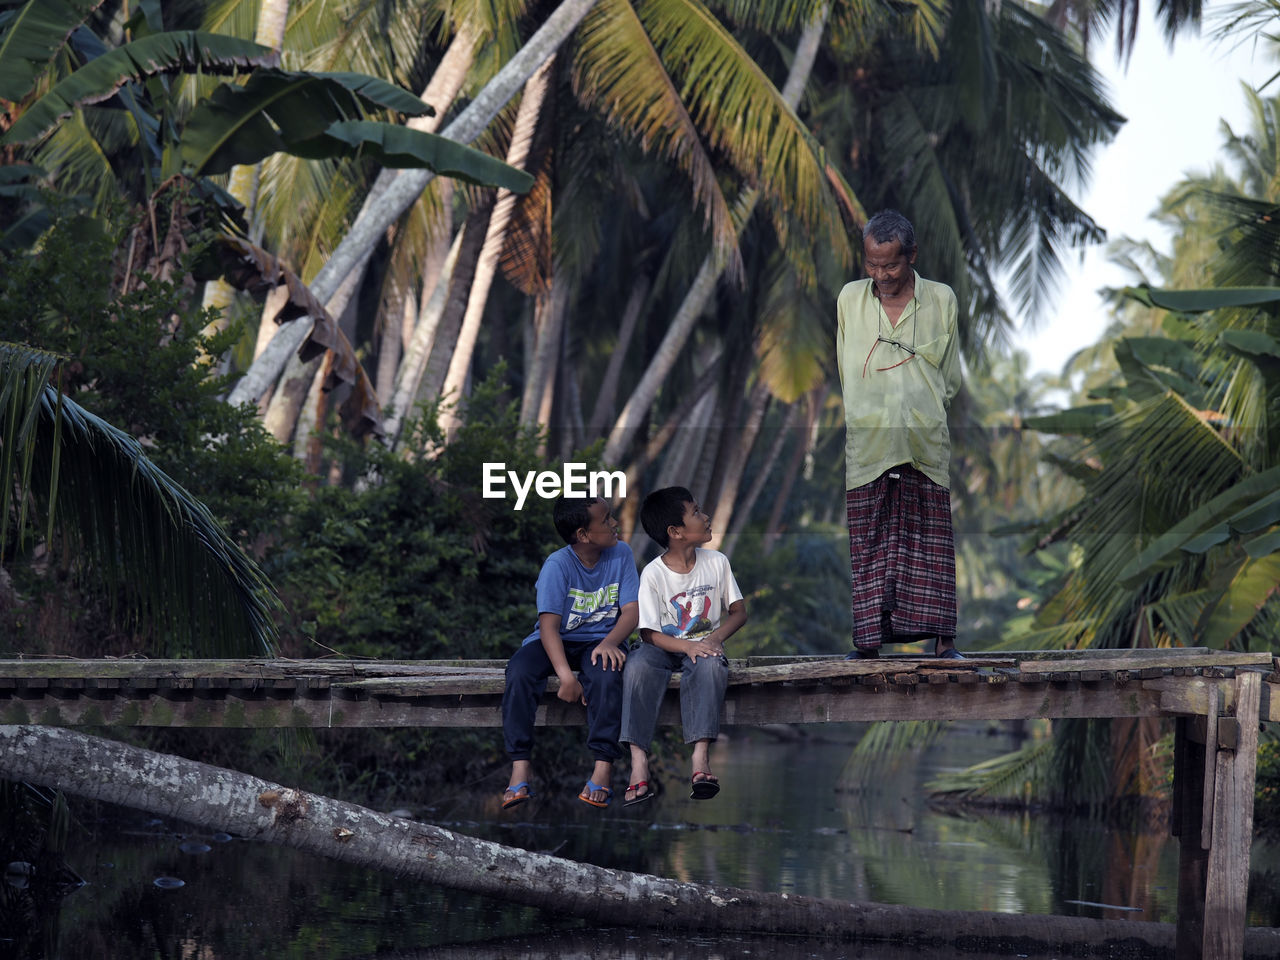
[836,272,961,490]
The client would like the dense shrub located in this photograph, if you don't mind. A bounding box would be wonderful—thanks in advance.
[270,369,566,660]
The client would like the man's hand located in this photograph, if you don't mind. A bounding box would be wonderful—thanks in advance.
[591,639,627,671]
[556,671,584,704]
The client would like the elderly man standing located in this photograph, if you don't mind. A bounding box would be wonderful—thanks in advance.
[835,209,964,659]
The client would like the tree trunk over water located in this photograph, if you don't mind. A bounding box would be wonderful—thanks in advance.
[3,726,1278,958]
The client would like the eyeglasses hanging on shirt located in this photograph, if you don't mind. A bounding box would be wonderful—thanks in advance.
[862,298,918,377]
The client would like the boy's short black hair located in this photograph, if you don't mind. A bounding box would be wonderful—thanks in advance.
[640,486,694,550]
[553,496,601,544]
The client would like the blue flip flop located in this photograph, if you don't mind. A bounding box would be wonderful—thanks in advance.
[578,779,613,808]
[502,781,533,809]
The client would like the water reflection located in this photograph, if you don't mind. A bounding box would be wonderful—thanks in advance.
[19,723,1280,959]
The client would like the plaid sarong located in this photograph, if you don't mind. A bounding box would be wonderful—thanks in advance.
[847,465,956,651]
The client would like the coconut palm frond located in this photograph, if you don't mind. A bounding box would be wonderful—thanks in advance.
[571,0,738,272]
[1,341,280,655]
[754,252,829,403]
[500,144,554,296]
[998,159,1107,324]
[198,0,259,42]
[990,619,1095,651]
[31,110,131,212]
[0,342,61,553]
[925,737,1055,801]
[635,0,851,265]
[712,0,825,33]
[844,720,948,781]
[830,0,948,60]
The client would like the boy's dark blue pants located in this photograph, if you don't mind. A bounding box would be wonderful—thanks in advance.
[502,638,624,763]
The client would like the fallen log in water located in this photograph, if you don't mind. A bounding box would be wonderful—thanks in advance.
[1,725,1277,958]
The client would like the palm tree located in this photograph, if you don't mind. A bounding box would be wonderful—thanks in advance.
[226,0,604,409]
[1,342,280,655]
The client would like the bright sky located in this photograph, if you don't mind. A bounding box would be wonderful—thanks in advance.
[1011,8,1276,376]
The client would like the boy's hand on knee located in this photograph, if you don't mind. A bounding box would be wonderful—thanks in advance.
[590,639,627,671]
[688,638,724,659]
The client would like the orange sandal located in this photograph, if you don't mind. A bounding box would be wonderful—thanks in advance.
[502,781,532,809]
[578,779,612,808]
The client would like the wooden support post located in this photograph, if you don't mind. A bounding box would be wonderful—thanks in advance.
[1200,683,1219,851]
[1173,715,1208,960]
[1202,671,1261,959]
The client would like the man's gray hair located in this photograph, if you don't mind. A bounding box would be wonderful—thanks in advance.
[863,210,916,259]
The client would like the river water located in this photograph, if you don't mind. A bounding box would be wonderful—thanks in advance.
[12,722,1280,958]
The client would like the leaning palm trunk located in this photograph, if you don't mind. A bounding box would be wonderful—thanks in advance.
[707,379,770,552]
[262,24,479,448]
[439,56,556,439]
[521,278,570,429]
[719,395,802,560]
[381,229,466,446]
[601,7,828,466]
[586,275,648,438]
[227,0,602,411]
[1,725,1213,954]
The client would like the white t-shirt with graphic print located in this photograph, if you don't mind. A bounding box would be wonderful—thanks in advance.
[637,548,742,641]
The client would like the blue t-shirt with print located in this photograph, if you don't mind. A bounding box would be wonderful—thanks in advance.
[521,541,640,646]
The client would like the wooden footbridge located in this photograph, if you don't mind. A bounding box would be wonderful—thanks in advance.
[2,646,1277,960]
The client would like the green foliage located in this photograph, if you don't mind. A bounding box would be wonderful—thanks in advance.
[0,204,298,654]
[271,368,565,660]
[1258,737,1280,833]
[0,204,300,542]
[727,529,850,655]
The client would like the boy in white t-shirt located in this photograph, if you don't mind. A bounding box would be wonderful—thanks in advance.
[620,486,747,804]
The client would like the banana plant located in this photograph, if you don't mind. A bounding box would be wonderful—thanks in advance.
[1025,284,1280,651]
[0,26,533,196]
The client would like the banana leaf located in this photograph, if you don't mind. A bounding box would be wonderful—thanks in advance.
[1220,329,1280,360]
[2,31,277,145]
[1023,403,1113,436]
[0,0,100,101]
[178,68,433,175]
[295,121,535,193]
[1117,464,1280,585]
[1197,554,1280,648]
[1122,284,1280,313]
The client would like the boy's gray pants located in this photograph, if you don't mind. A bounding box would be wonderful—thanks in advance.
[620,640,728,748]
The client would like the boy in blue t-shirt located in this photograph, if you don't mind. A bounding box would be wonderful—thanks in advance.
[501,496,639,809]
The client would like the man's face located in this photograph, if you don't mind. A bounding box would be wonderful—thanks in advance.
[579,498,620,548]
[863,236,916,299]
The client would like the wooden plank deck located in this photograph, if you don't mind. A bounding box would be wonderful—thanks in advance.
[0,648,1274,729]
[2,647,1275,960]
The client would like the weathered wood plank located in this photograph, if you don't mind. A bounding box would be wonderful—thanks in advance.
[1200,683,1219,852]
[0,658,1275,731]
[1018,652,1272,674]
[1202,672,1262,960]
